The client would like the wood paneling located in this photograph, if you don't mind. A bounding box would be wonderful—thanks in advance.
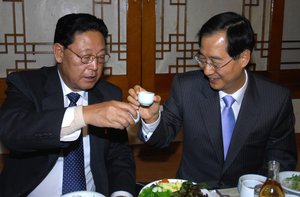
[267,0,285,71]
[255,70,300,98]
[0,154,5,173]
[0,78,7,105]
[132,141,182,182]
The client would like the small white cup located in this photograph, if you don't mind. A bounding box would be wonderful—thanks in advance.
[240,179,262,197]
[138,91,155,106]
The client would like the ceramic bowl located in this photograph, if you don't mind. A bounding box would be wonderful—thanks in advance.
[238,174,267,192]
[61,191,105,197]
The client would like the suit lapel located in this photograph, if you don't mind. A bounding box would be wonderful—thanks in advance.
[198,83,225,164]
[86,83,105,151]
[42,66,64,110]
[88,85,104,105]
[223,73,260,172]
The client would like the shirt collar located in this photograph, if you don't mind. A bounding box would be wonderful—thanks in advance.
[57,69,87,100]
[219,70,248,105]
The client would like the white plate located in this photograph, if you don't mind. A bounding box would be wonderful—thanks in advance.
[61,191,105,197]
[285,194,299,197]
[279,171,300,195]
[139,178,212,197]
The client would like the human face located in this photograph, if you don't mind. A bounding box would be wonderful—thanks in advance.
[199,31,247,94]
[55,31,106,91]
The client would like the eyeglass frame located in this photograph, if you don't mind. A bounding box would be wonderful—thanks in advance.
[65,47,110,64]
[194,52,233,70]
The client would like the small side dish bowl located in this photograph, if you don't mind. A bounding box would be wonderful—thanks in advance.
[238,174,267,192]
[279,171,300,195]
[61,191,105,197]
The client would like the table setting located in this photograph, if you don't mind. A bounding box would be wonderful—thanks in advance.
[137,178,239,197]
[57,170,300,197]
[135,170,300,197]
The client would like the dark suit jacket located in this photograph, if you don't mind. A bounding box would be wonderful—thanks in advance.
[139,70,297,189]
[0,66,135,197]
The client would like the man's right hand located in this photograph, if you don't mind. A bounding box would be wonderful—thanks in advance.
[82,100,138,130]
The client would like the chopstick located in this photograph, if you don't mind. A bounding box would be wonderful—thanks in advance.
[215,189,230,197]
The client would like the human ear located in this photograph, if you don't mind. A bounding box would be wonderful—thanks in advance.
[239,50,251,68]
[53,43,64,63]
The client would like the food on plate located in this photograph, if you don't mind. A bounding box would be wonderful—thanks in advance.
[172,181,208,197]
[283,174,300,191]
[139,186,172,197]
[138,179,209,197]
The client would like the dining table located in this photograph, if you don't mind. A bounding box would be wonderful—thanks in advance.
[210,187,239,197]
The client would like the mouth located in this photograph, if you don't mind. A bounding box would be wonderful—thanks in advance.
[83,75,97,82]
[208,76,220,82]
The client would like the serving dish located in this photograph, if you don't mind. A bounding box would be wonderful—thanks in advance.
[139,178,212,197]
[279,171,300,195]
[61,191,105,197]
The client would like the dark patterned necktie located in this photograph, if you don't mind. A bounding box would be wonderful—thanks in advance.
[62,92,86,194]
[221,95,236,160]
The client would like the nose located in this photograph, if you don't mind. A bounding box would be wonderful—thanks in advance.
[202,63,215,76]
[87,59,99,70]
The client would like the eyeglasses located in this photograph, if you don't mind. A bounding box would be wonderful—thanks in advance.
[66,47,110,64]
[194,52,233,70]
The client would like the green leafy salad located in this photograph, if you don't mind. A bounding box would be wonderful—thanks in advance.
[284,174,300,191]
[138,179,209,197]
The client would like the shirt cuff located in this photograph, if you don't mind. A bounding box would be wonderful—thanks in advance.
[141,110,161,141]
[111,191,133,197]
[60,106,86,141]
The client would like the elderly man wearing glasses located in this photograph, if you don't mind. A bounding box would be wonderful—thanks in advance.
[127,12,297,189]
[0,13,136,197]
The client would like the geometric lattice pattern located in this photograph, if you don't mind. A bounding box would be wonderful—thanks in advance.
[0,0,299,78]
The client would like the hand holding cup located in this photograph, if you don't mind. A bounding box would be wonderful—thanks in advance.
[128,91,154,124]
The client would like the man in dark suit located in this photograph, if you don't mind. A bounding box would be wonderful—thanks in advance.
[0,13,137,197]
[127,12,297,189]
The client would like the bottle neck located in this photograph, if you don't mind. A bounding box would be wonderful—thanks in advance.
[267,160,280,182]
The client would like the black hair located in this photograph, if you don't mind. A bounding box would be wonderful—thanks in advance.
[197,12,255,58]
[54,13,108,48]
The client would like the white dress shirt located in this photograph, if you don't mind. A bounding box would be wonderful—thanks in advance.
[219,70,248,120]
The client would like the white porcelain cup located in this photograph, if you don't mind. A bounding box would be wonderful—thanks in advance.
[138,91,155,106]
[240,179,262,197]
